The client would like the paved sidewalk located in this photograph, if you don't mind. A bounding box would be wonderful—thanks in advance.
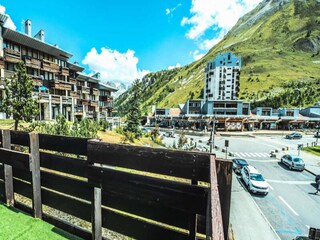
[230,175,280,240]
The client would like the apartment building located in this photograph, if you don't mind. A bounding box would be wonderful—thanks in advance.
[0,16,117,121]
[204,52,241,101]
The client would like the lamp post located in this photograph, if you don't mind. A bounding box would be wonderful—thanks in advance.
[316,125,319,145]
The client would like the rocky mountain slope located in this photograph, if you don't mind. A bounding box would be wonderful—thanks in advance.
[116,0,320,116]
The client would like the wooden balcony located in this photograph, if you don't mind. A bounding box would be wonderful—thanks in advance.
[74,105,83,115]
[42,59,60,73]
[4,48,20,57]
[4,70,15,79]
[91,88,99,96]
[24,57,41,69]
[62,96,73,105]
[79,99,89,106]
[70,91,80,99]
[78,85,90,94]
[30,75,43,86]
[60,67,69,76]
[51,95,61,104]
[69,78,77,85]
[49,80,72,91]
[90,100,98,107]
[99,95,113,101]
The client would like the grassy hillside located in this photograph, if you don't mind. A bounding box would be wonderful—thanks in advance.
[116,0,320,116]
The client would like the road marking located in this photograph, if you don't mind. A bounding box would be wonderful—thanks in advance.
[261,153,270,157]
[267,180,313,185]
[268,184,274,190]
[247,159,279,163]
[239,152,246,157]
[249,153,257,157]
[306,225,310,229]
[278,196,299,216]
[255,152,263,157]
[243,152,251,157]
[234,153,240,157]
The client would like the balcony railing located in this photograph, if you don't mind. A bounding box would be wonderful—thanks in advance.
[60,67,69,76]
[30,75,43,86]
[91,88,99,96]
[79,99,89,106]
[78,85,90,94]
[42,59,60,73]
[4,70,15,79]
[49,79,72,91]
[0,57,4,69]
[74,105,83,115]
[23,56,41,69]
[51,95,61,103]
[62,96,73,105]
[70,91,80,99]
[86,111,95,118]
[4,48,20,57]
[90,100,98,107]
[69,78,77,85]
[99,95,113,101]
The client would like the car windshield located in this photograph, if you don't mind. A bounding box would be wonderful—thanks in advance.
[250,174,264,181]
[293,158,302,162]
[238,160,247,165]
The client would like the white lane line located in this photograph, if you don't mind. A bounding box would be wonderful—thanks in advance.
[239,152,246,157]
[261,153,269,157]
[278,196,299,216]
[243,152,251,157]
[249,153,257,157]
[268,184,274,190]
[234,153,240,157]
[255,153,263,157]
[247,159,279,163]
[267,180,313,185]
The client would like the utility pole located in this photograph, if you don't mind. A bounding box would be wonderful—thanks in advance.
[316,125,319,145]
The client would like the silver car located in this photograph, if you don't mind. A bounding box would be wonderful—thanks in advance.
[281,154,305,171]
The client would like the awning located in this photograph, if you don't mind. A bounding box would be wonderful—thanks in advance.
[39,86,49,91]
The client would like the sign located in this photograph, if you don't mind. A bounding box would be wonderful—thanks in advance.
[225,140,229,147]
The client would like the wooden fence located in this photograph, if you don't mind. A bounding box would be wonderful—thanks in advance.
[0,130,232,240]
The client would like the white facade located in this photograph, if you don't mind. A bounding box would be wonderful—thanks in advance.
[204,52,241,101]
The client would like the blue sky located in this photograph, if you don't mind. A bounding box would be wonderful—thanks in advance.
[0,0,261,84]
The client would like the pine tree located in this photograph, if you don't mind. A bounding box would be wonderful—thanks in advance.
[0,61,39,130]
[125,79,142,138]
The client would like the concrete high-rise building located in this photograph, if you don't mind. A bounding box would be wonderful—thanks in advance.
[204,52,241,101]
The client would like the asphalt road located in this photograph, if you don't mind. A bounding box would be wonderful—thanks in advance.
[160,132,320,240]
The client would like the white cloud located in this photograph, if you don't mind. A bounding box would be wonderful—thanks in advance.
[165,3,182,16]
[0,5,16,30]
[82,48,150,84]
[181,0,261,41]
[168,63,181,70]
[199,30,227,50]
[191,50,205,61]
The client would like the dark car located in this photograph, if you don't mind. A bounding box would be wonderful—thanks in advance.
[286,132,302,139]
[232,159,248,174]
[315,132,320,138]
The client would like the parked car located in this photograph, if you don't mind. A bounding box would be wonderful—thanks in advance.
[285,132,302,139]
[281,154,305,171]
[232,159,248,174]
[314,132,320,138]
[241,165,269,195]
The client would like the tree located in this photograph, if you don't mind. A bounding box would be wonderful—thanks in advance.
[0,61,39,130]
[178,131,188,149]
[125,79,142,138]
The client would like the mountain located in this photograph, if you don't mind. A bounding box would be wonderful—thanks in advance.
[116,0,320,116]
[106,81,131,99]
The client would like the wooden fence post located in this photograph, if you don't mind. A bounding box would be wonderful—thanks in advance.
[2,130,14,206]
[29,132,42,219]
[206,155,224,240]
[92,187,102,240]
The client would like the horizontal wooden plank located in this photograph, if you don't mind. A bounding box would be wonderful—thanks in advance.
[87,141,211,182]
[101,207,189,240]
[10,131,30,146]
[89,166,208,215]
[40,171,90,201]
[14,201,93,240]
[39,134,89,155]
[0,148,30,170]
[40,152,87,178]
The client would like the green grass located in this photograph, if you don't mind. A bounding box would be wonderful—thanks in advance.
[0,203,81,240]
[303,146,320,156]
